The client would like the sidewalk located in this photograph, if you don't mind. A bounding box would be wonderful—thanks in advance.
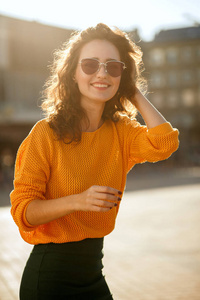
[1,183,200,300]
[0,206,32,300]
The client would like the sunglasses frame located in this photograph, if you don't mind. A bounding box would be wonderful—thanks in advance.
[79,58,126,77]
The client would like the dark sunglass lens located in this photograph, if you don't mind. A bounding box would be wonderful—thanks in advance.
[81,59,99,74]
[107,62,123,77]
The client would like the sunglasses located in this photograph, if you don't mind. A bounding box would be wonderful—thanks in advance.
[79,58,126,77]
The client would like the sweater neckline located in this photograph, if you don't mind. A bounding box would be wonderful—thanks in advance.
[82,120,107,134]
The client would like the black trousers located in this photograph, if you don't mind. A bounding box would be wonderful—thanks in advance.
[20,238,113,300]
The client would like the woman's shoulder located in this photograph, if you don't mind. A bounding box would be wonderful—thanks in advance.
[15,119,53,172]
[29,118,54,139]
[31,118,51,132]
[115,115,143,131]
[18,119,54,152]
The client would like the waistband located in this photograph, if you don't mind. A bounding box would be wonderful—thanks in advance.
[32,237,104,256]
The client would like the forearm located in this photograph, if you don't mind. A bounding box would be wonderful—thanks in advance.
[25,185,121,226]
[25,195,77,226]
[133,89,167,129]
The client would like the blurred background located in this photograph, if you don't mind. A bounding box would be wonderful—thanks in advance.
[0,0,200,193]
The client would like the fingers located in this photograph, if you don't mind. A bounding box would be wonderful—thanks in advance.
[94,185,122,196]
[92,199,118,208]
[77,185,123,212]
[92,205,116,212]
[90,186,122,203]
[88,185,122,211]
[94,191,120,202]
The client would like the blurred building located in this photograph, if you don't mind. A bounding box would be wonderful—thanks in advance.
[0,14,73,186]
[142,26,200,167]
[0,14,73,149]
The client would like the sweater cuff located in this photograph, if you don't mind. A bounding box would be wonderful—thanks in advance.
[22,202,35,230]
[147,122,175,135]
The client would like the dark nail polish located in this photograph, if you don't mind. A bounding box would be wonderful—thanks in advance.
[118,191,122,195]
[118,197,121,201]
[114,203,117,206]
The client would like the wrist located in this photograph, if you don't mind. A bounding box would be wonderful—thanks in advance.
[131,88,142,108]
[64,194,78,214]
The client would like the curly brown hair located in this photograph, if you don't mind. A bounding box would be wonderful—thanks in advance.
[41,23,146,143]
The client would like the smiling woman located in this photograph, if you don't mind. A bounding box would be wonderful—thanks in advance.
[41,24,145,140]
[10,23,179,300]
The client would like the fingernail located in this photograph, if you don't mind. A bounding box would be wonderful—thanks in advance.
[114,203,117,206]
[118,197,121,201]
[118,191,122,195]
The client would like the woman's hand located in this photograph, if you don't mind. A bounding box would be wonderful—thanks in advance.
[74,185,122,212]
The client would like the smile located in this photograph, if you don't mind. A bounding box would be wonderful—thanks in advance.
[92,83,110,88]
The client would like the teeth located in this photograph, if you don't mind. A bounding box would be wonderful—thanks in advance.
[93,84,108,88]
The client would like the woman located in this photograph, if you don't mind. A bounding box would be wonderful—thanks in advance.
[10,23,179,299]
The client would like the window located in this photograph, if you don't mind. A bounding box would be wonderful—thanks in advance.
[167,91,179,108]
[4,71,44,110]
[149,48,165,66]
[182,89,195,106]
[181,47,193,63]
[181,70,193,85]
[166,47,178,64]
[168,71,178,87]
[150,71,165,88]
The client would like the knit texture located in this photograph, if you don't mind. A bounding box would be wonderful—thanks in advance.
[10,117,179,245]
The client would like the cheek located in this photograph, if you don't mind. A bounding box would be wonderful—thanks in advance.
[75,71,89,91]
[77,77,89,94]
[75,66,87,84]
[113,78,121,92]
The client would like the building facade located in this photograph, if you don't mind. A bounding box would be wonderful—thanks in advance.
[142,26,200,167]
[0,15,73,187]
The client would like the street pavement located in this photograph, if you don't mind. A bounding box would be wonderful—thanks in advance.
[0,181,200,299]
[104,183,200,300]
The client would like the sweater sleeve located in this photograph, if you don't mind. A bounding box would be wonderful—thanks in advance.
[126,120,179,171]
[10,120,52,232]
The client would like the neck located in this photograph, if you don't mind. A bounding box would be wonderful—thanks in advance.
[82,118,104,132]
[81,102,105,132]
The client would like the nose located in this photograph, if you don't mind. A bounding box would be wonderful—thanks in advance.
[97,63,107,77]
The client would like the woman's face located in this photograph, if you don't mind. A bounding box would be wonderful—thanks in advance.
[75,39,122,108]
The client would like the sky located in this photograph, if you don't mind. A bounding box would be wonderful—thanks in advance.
[0,0,200,41]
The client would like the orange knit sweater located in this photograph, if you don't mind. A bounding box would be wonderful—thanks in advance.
[10,117,179,245]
